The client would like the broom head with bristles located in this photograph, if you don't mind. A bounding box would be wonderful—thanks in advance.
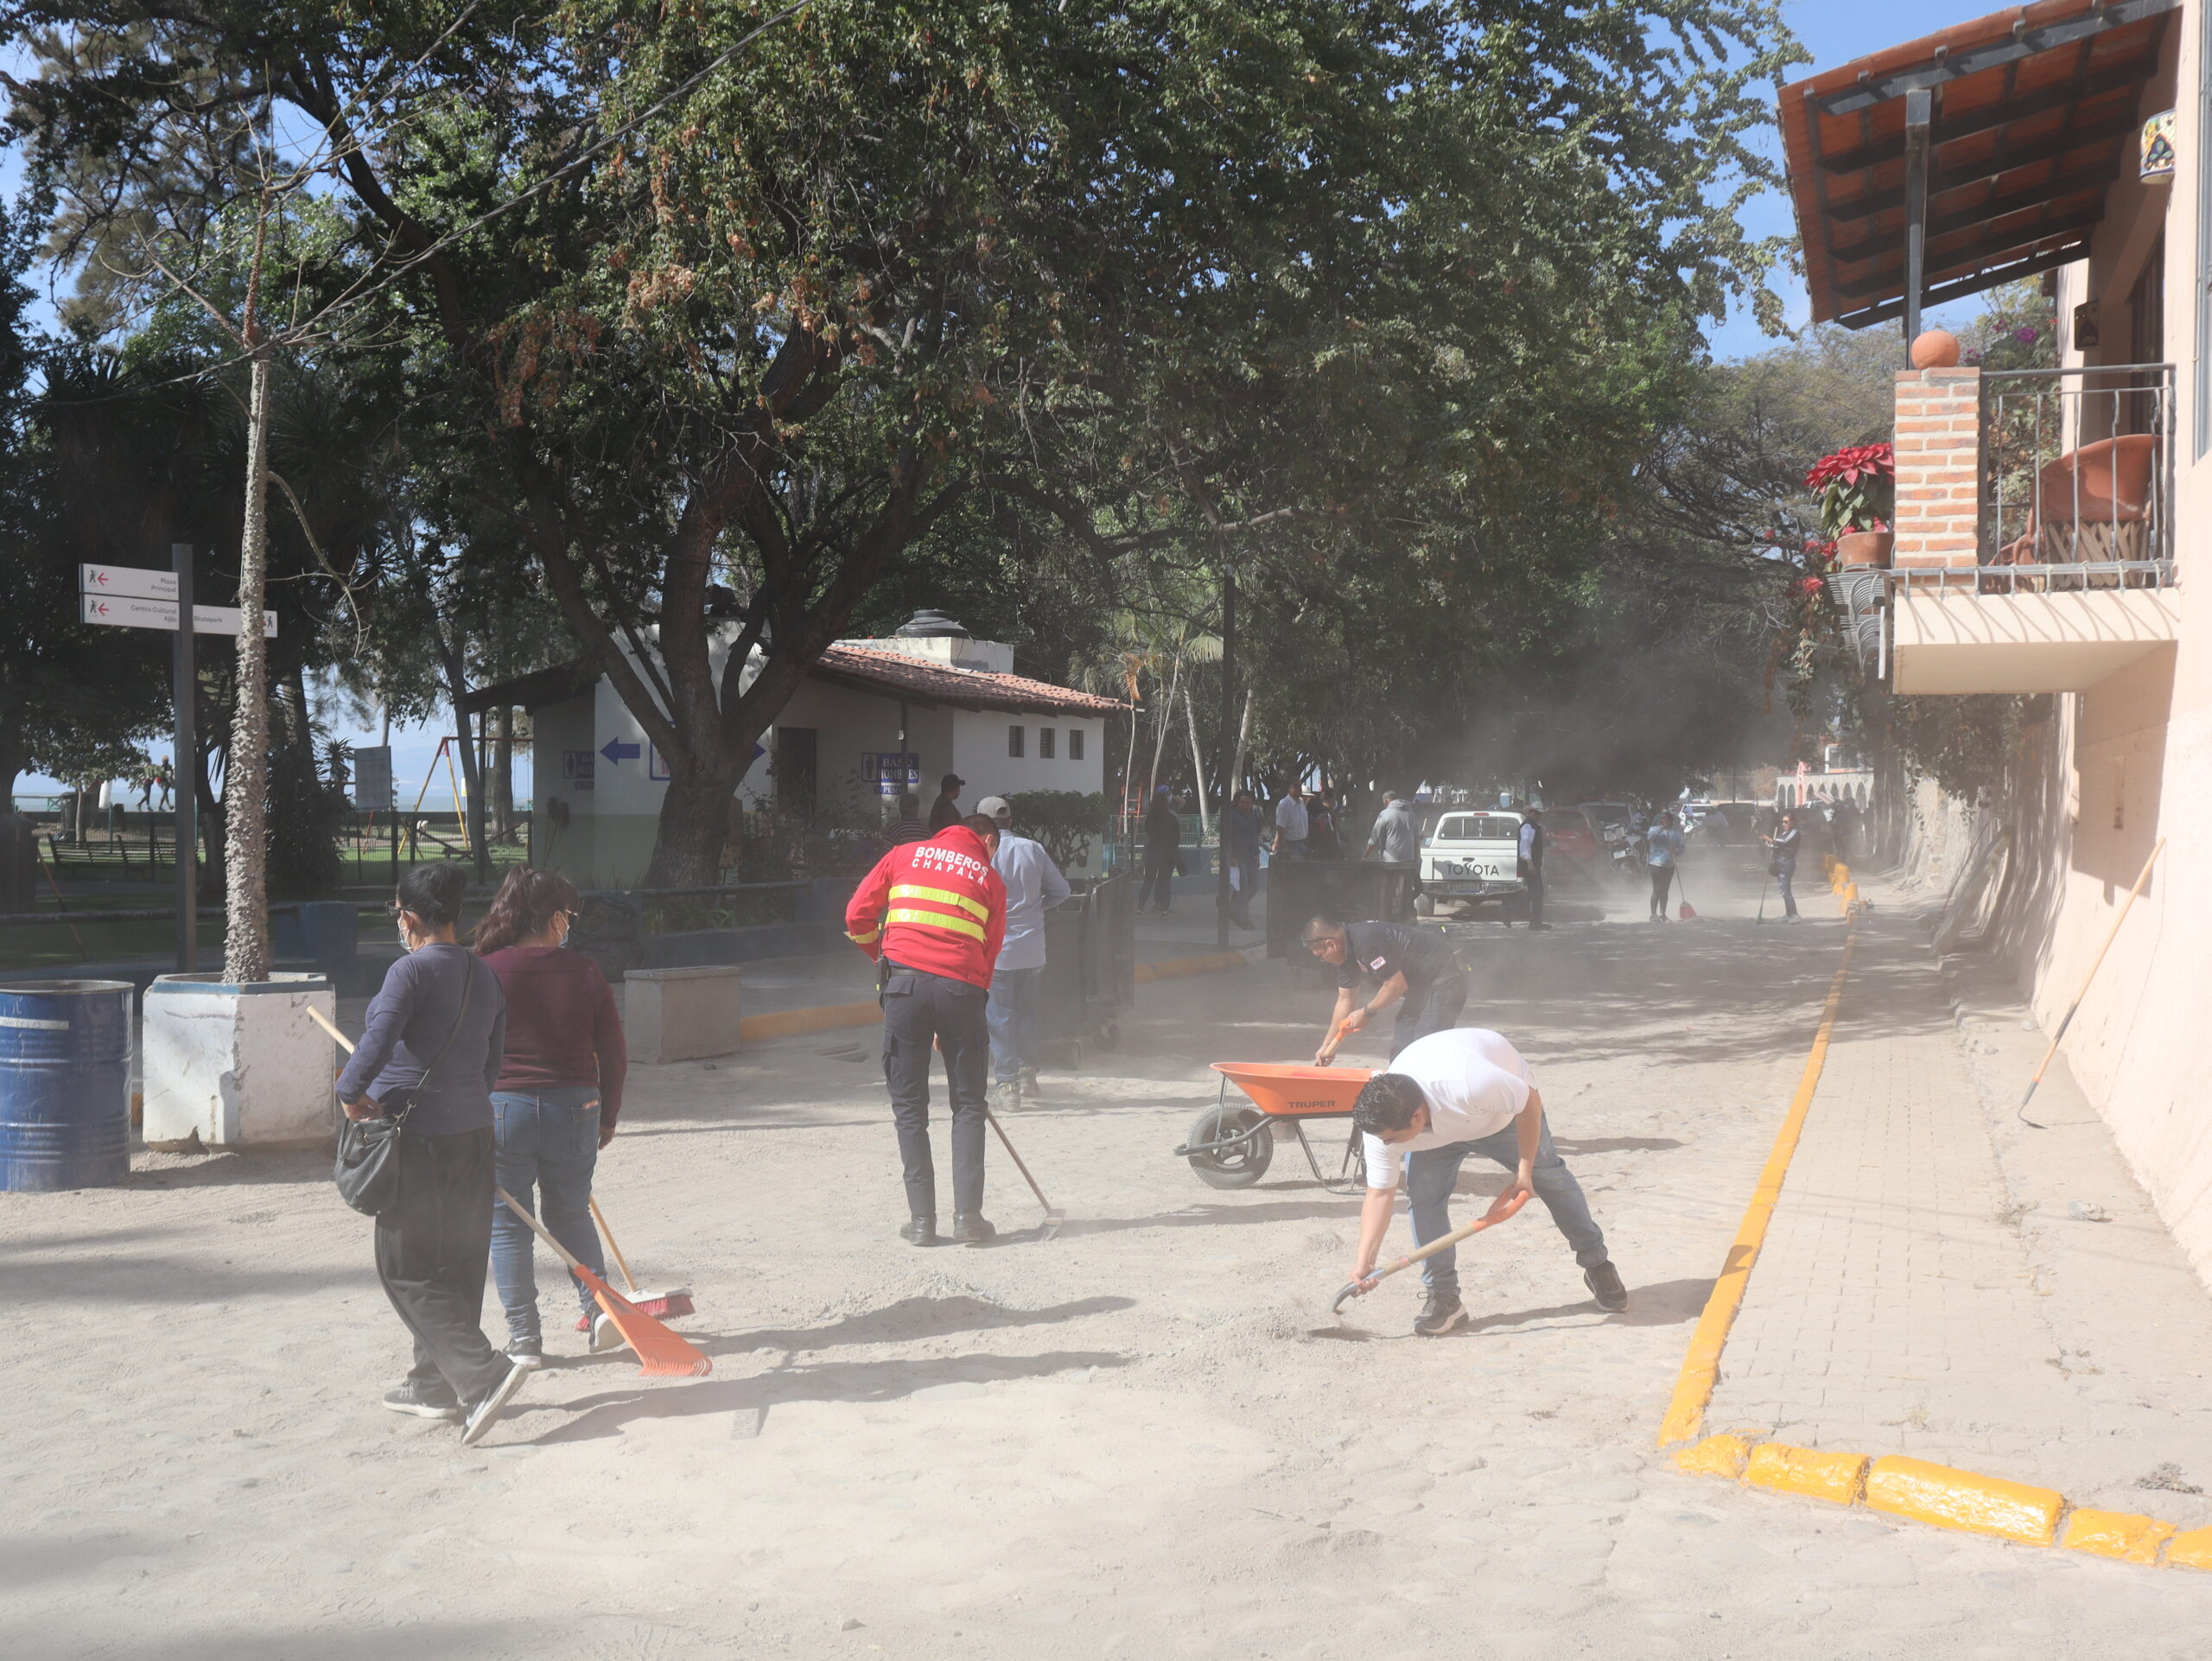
[1678,900,1697,920]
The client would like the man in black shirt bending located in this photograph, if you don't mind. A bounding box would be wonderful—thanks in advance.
[1303,913,1466,1061]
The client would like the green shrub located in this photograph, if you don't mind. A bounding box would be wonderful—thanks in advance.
[1005,791,1109,870]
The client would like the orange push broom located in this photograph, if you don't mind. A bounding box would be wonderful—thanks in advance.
[499,1189,711,1378]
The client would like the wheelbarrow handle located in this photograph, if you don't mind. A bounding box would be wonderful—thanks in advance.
[1329,1188,1533,1314]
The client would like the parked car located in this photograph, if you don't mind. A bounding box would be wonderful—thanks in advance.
[1699,802,1764,846]
[1541,806,1605,880]
[1415,809,1526,918]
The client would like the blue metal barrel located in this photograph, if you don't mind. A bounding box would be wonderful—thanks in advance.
[0,979,134,1192]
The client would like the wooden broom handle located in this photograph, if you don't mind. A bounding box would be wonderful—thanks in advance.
[588,1197,641,1294]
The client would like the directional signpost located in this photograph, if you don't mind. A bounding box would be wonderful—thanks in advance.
[79,566,276,637]
[600,737,641,767]
[78,554,281,970]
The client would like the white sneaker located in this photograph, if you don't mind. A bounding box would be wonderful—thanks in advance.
[589,1310,626,1354]
[460,1360,531,1448]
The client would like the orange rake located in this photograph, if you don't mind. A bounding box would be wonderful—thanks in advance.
[497,1187,712,1378]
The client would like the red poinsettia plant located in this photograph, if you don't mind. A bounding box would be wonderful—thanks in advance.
[1805,442,1894,538]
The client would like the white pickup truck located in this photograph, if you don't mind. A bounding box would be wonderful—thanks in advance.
[1415,810,1527,917]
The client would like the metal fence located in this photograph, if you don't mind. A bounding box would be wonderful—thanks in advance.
[1981,363,2175,578]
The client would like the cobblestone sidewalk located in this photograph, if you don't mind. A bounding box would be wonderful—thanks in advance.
[1703,884,2212,1524]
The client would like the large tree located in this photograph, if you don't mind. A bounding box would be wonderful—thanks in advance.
[10,0,1798,881]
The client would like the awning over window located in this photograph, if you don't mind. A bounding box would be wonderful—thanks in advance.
[1781,0,2177,329]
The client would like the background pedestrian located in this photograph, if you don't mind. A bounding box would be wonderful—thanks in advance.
[1223,788,1262,930]
[887,792,931,845]
[474,867,628,1368]
[336,862,527,1446]
[1141,786,1181,914]
[977,794,1070,1110]
[1645,810,1685,921]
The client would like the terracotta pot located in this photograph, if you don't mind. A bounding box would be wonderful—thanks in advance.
[1834,531,1894,569]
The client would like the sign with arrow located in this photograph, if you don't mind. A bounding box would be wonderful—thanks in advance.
[80,563,178,601]
[81,592,276,638]
[600,737,642,767]
[79,564,276,637]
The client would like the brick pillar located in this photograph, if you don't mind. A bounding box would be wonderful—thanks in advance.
[1891,366,1982,569]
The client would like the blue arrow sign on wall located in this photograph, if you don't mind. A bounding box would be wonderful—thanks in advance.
[600,738,642,766]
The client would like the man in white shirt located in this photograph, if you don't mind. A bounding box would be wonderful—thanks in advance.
[977,796,1071,1109]
[1273,782,1309,860]
[1348,1028,1625,1335]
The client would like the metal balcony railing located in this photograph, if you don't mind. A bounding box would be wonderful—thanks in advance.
[1980,363,2176,585]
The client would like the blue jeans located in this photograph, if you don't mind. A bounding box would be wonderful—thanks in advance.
[988,965,1043,1082]
[1776,860,1799,916]
[1405,1117,1609,1298]
[491,1086,607,1343]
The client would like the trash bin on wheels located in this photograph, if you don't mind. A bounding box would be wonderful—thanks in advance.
[1263,860,1419,964]
[1037,873,1135,1065]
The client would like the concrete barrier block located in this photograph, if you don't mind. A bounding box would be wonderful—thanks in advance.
[1670,1433,1753,1479]
[1744,1442,1869,1505]
[625,964,743,1064]
[1864,1456,2063,1545]
[2165,1525,2212,1571]
[143,972,337,1149]
[2061,1508,2176,1564]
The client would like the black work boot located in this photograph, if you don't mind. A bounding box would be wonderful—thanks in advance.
[1413,1291,1467,1337]
[950,1212,995,1244]
[900,1215,938,1247]
[1584,1262,1629,1312]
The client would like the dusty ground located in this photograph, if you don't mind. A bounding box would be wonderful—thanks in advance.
[6,853,2212,1660]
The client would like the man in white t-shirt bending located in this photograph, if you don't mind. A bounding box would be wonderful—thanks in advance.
[1349,1028,1627,1336]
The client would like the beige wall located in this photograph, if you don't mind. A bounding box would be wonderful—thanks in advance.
[1972,8,2212,1285]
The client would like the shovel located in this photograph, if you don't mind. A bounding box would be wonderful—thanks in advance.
[1330,1188,1532,1315]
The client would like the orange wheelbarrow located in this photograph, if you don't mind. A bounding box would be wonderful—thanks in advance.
[1175,1062,1376,1195]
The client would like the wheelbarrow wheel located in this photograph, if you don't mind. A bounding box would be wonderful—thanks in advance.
[1185,1104,1273,1188]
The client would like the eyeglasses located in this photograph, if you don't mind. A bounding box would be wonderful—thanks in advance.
[385,903,410,919]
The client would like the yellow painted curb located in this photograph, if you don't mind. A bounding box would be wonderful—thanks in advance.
[1864,1456,2063,1546]
[739,1001,881,1043]
[2063,1509,2176,1565]
[1671,1434,1753,1479]
[1745,1442,1869,1506]
[2167,1527,2212,1571]
[1656,915,1859,1447]
[1135,951,1248,983]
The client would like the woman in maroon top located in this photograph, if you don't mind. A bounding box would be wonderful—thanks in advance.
[475,869,628,1365]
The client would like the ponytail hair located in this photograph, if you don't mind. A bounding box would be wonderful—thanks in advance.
[474,866,581,956]
[395,862,467,930]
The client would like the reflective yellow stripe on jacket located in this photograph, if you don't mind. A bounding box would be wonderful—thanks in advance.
[885,907,988,943]
[846,926,882,945]
[888,883,990,922]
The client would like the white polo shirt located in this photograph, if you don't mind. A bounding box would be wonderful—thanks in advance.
[1361,1028,1534,1189]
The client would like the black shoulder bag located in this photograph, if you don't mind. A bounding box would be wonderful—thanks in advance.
[334,956,477,1217]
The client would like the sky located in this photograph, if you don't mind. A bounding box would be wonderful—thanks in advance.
[23,0,2002,808]
[1705,0,2015,359]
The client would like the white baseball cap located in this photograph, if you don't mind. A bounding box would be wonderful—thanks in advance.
[975,795,1014,822]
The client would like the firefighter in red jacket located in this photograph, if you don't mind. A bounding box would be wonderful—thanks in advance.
[846,815,1009,1245]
